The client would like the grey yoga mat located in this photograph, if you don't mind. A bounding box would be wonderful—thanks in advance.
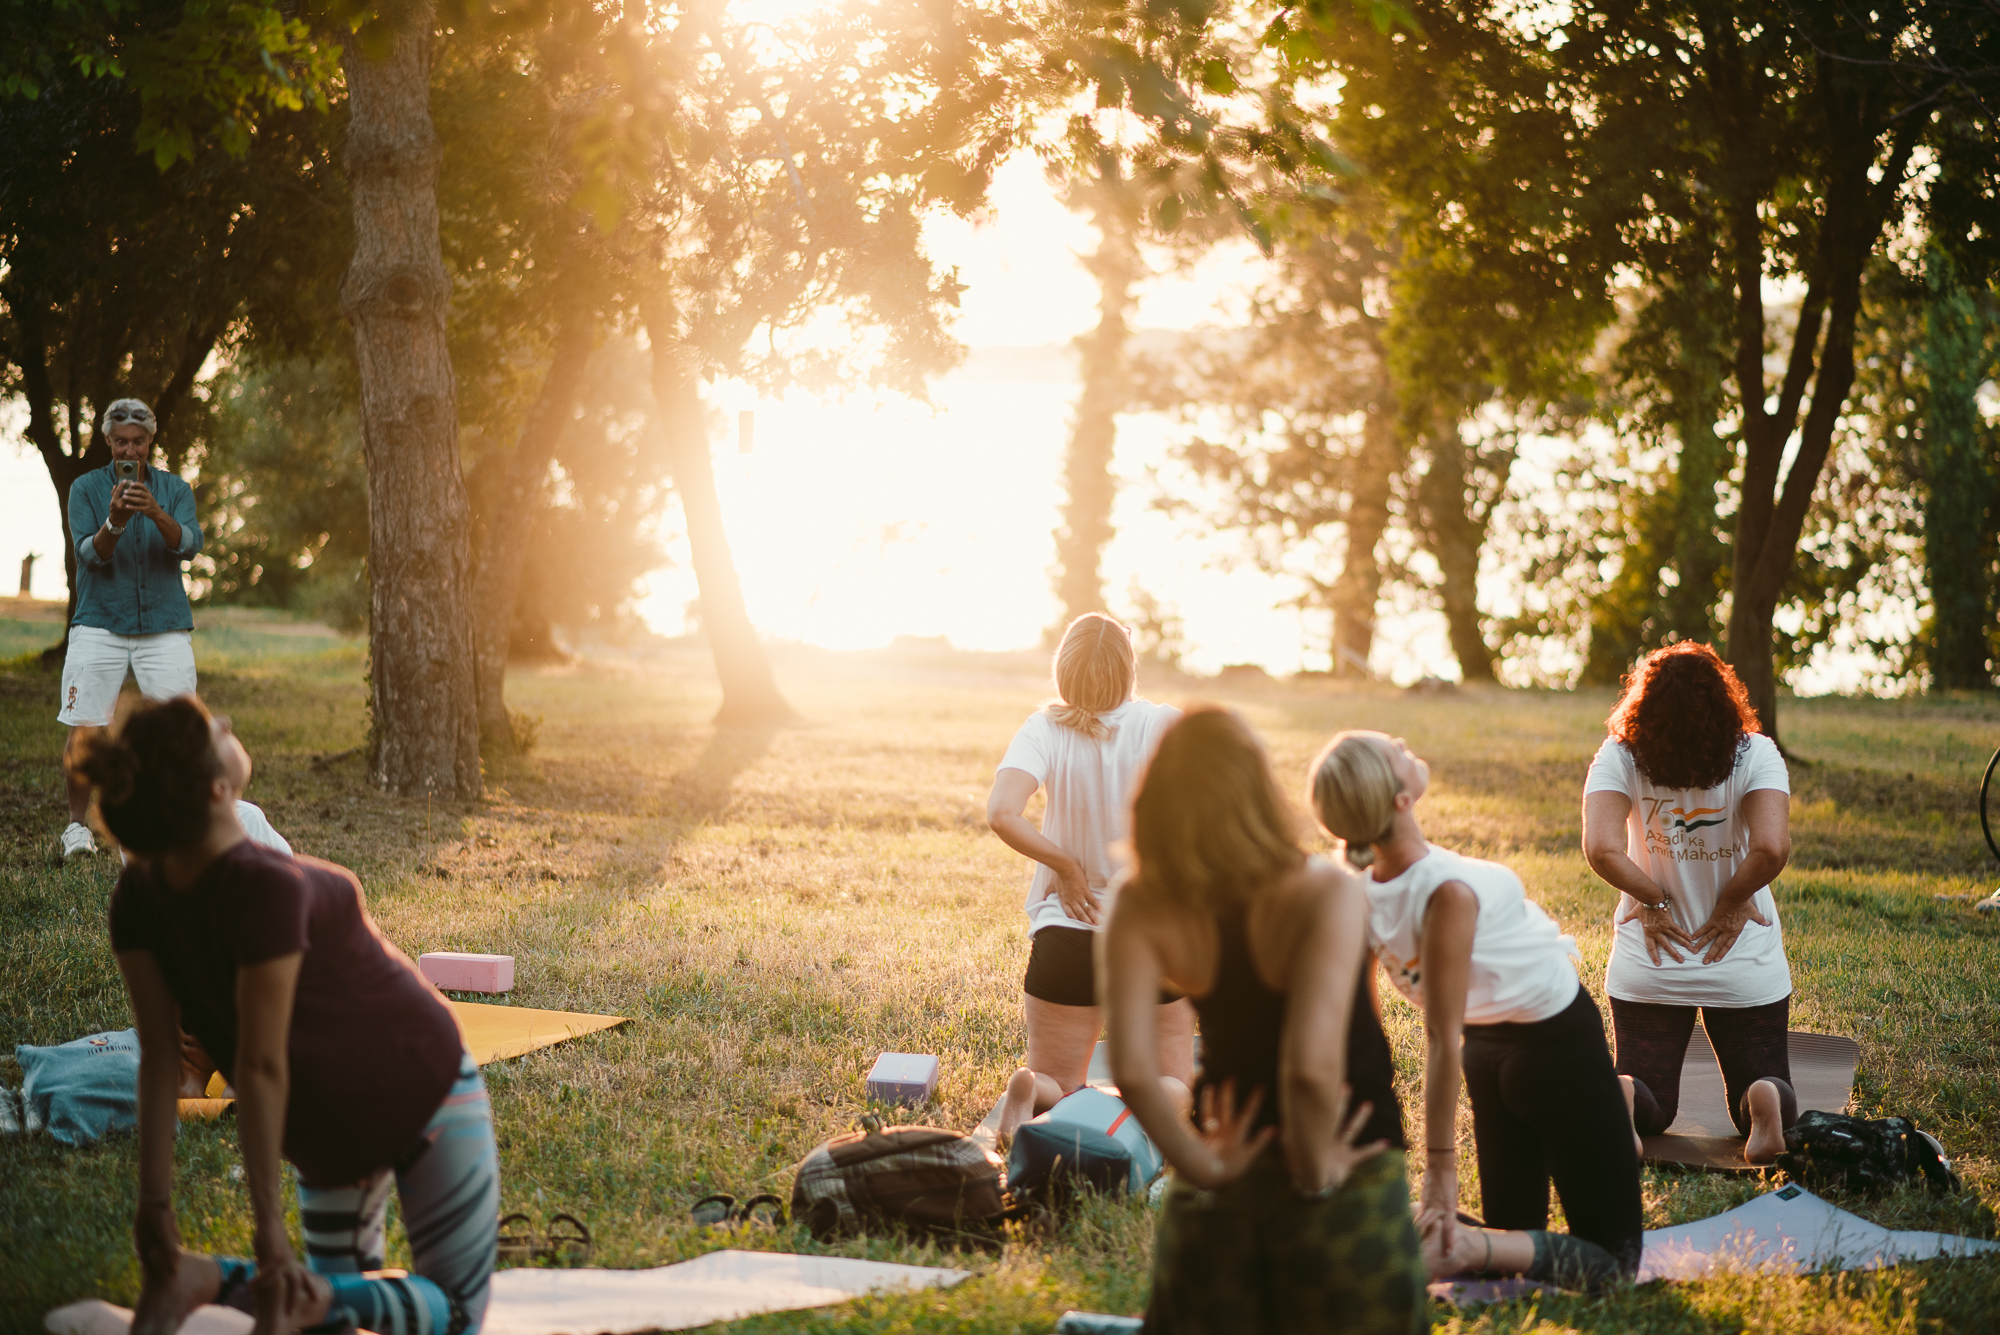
[1639,1028,1860,1173]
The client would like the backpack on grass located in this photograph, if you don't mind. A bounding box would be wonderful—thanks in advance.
[1775,1110,1960,1196]
[1006,1121,1134,1208]
[791,1124,1010,1246]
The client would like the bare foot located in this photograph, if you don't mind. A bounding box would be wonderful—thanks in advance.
[131,1252,221,1335]
[1743,1079,1786,1164]
[1620,1075,1643,1157]
[982,1067,1040,1147]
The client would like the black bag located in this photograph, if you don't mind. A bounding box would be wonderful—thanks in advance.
[791,1124,1012,1246]
[1007,1120,1135,1209]
[1774,1110,1960,1196]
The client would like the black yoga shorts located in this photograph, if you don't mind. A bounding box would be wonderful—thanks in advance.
[1023,925,1181,1007]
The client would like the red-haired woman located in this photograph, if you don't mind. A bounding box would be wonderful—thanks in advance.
[1583,642,1796,1163]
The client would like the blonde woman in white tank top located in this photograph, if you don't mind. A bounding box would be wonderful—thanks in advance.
[1311,731,1642,1292]
[976,615,1194,1145]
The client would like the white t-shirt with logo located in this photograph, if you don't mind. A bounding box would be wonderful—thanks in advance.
[1586,733,1791,1007]
[996,699,1181,935]
[1362,844,1581,1026]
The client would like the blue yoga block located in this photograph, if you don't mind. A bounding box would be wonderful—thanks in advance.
[865,1052,939,1106]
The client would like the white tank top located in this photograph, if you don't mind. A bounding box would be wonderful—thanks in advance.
[1362,845,1580,1026]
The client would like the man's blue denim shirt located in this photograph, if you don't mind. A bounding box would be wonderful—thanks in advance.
[67,462,204,635]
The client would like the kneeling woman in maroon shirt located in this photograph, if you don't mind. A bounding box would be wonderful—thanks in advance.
[86,696,497,1335]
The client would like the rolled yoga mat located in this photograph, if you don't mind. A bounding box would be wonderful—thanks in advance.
[1639,1029,1859,1173]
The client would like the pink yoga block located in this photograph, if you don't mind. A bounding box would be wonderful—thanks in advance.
[418,952,514,993]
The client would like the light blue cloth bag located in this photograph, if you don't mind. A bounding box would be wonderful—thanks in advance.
[16,1028,141,1145]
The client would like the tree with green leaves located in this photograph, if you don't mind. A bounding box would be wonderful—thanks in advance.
[0,3,342,650]
[592,0,1031,724]
[1146,202,1408,676]
[1336,1,2000,735]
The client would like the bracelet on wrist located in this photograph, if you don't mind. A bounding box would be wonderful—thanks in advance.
[1425,1145,1457,1157]
[104,519,127,536]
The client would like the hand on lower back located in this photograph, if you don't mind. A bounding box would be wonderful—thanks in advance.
[1619,901,1693,965]
[1690,898,1770,963]
[1053,865,1099,925]
[1191,1079,1276,1189]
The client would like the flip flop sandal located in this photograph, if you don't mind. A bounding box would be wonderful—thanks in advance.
[497,1212,540,1262]
[731,1194,788,1228]
[545,1212,592,1262]
[691,1192,738,1228]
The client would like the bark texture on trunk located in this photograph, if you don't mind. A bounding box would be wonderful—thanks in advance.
[340,8,482,797]
[1055,212,1139,628]
[1326,407,1401,676]
[643,296,793,726]
[1416,421,1496,683]
[472,304,594,750]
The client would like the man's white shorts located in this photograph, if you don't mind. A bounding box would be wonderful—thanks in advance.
[57,626,197,727]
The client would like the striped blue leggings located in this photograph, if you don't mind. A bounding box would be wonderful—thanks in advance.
[217,1053,499,1334]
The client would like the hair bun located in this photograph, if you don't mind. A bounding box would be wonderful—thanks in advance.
[77,736,140,808]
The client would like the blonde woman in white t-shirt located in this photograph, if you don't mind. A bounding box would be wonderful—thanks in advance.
[977,614,1194,1144]
[1583,641,1796,1164]
[1312,732,1642,1291]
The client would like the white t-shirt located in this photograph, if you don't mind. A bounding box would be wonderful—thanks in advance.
[1586,733,1791,1007]
[996,699,1180,935]
[236,800,293,856]
[1363,845,1581,1026]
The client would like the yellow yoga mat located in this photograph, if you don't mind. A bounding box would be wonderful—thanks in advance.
[176,1000,628,1120]
[451,1000,629,1064]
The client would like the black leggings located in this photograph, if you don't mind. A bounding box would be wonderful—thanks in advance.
[1461,987,1644,1274]
[1610,994,1796,1137]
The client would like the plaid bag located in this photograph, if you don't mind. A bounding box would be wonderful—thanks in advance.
[791,1124,1011,1244]
[1775,1110,1961,1196]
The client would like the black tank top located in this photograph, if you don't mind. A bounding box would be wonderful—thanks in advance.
[1188,902,1406,1148]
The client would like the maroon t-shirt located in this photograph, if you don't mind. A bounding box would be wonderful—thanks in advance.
[109,841,464,1186]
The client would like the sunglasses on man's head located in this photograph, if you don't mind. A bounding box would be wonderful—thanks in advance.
[106,408,153,425]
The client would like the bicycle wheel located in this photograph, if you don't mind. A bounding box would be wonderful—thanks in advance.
[1982,744,2000,865]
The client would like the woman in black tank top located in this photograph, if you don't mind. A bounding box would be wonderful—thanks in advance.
[1100,707,1426,1335]
[1191,904,1404,1149]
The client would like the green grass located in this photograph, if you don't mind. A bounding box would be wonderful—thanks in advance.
[3,630,2000,1332]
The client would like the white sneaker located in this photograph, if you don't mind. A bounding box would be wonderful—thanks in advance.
[59,822,98,861]
[1977,889,2000,913]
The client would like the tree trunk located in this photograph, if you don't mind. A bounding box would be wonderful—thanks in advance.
[1715,40,1921,744]
[1055,207,1140,628]
[1661,413,1728,645]
[339,6,482,798]
[1326,406,1401,675]
[1416,420,1496,682]
[642,295,793,726]
[18,319,102,657]
[1919,249,1992,692]
[472,303,594,751]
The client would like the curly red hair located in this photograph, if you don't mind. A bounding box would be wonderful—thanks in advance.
[1606,642,1761,790]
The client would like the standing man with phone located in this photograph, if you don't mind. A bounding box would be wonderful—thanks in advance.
[57,398,204,860]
